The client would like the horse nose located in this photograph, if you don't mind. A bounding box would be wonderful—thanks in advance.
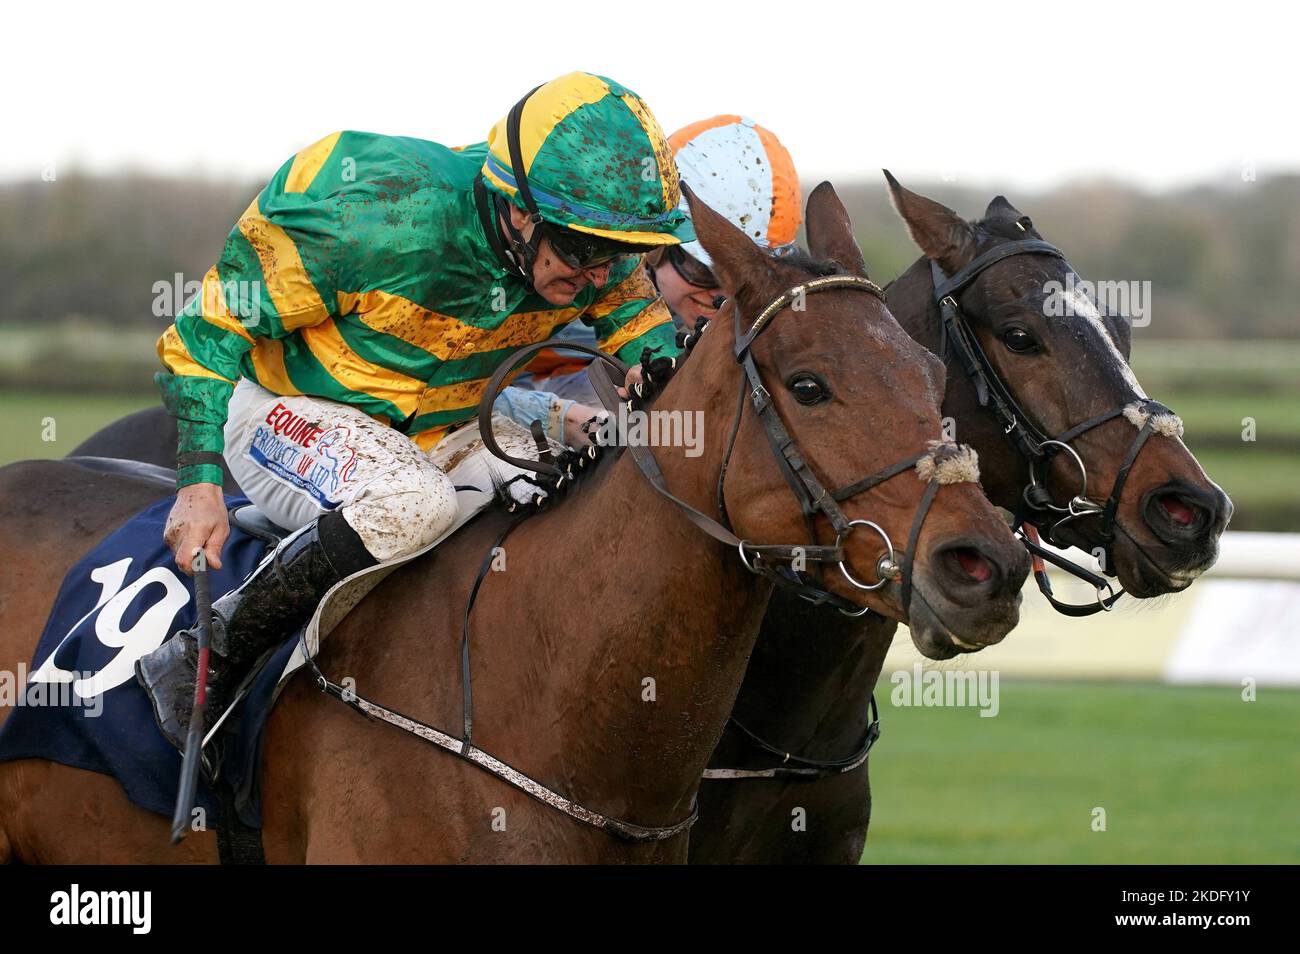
[926,537,1029,608]
[1141,481,1232,545]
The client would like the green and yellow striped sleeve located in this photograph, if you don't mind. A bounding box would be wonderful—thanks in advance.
[157,133,346,486]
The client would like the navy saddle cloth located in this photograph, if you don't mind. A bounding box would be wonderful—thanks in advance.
[0,494,298,828]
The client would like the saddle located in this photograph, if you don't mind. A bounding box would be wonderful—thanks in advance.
[228,503,288,546]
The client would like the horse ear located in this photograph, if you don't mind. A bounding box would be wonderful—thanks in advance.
[985,194,1042,237]
[805,181,868,278]
[682,181,777,297]
[883,170,978,275]
[985,195,1023,220]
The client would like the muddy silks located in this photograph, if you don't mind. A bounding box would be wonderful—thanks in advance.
[158,73,689,489]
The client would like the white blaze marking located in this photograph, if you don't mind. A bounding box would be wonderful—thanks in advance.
[1052,286,1147,398]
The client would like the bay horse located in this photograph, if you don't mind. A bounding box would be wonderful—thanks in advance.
[687,174,1233,864]
[0,183,1030,863]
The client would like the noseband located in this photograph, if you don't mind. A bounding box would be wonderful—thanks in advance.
[931,235,1181,615]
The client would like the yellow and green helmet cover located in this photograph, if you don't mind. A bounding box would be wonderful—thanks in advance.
[482,72,694,247]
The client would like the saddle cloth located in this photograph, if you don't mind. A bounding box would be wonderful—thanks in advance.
[0,483,493,828]
[0,494,277,824]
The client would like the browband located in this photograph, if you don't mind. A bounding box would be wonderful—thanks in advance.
[734,274,884,359]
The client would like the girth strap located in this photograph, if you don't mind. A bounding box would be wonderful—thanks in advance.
[303,635,699,843]
[702,695,881,781]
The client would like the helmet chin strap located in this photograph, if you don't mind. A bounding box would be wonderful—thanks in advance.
[501,85,547,292]
[496,192,544,292]
[474,84,547,292]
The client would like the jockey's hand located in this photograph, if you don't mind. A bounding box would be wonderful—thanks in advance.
[563,402,607,446]
[616,363,644,400]
[165,482,228,575]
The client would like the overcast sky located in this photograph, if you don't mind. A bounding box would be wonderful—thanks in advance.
[6,0,1294,191]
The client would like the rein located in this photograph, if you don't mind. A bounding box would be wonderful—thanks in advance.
[930,236,1180,616]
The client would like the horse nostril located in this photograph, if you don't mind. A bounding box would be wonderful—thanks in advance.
[1159,493,1198,527]
[951,547,993,584]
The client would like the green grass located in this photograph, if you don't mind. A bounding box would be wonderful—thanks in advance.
[1171,392,1300,442]
[864,681,1300,864]
[0,391,158,465]
[1130,340,1300,395]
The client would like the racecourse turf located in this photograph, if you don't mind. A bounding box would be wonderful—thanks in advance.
[0,390,156,464]
[863,680,1300,864]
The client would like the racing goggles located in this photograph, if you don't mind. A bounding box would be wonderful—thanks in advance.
[542,224,645,271]
[665,245,720,290]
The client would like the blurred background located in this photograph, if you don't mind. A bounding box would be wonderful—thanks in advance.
[1,0,1295,863]
[4,176,1296,531]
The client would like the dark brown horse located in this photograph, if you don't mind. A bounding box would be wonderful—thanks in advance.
[687,174,1232,864]
[0,184,1029,863]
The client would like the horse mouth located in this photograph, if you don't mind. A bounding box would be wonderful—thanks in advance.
[1112,521,1215,598]
[905,584,994,660]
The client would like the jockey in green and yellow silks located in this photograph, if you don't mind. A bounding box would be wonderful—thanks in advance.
[138,72,691,755]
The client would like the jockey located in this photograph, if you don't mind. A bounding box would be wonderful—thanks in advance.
[136,72,692,753]
[513,115,802,403]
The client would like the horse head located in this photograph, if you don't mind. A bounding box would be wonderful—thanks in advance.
[884,173,1231,599]
[672,182,1030,659]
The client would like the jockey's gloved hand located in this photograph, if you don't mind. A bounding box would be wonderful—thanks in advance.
[498,472,550,510]
[633,346,679,402]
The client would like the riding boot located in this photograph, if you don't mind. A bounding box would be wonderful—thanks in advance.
[136,509,377,755]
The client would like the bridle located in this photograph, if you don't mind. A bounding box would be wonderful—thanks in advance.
[479,271,978,621]
[708,273,955,617]
[312,269,978,829]
[708,236,1184,784]
[930,232,1179,616]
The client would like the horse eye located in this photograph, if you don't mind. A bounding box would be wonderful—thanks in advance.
[1001,328,1037,354]
[789,374,827,404]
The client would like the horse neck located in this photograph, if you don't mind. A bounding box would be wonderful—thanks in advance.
[467,321,776,827]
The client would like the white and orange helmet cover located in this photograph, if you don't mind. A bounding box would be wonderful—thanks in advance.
[669,115,802,267]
